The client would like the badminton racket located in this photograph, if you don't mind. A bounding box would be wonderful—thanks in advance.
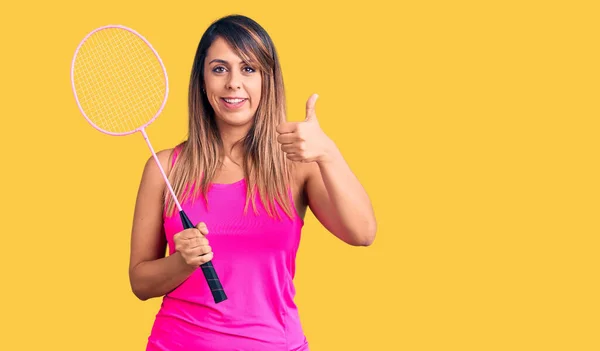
[70,24,227,304]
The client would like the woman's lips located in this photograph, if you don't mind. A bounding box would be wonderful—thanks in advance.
[221,98,247,110]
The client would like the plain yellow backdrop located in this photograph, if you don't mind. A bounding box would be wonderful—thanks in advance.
[1,0,599,350]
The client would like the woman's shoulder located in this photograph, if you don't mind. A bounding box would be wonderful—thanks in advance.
[156,148,176,168]
[142,142,185,178]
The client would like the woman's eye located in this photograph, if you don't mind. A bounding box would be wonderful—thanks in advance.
[212,66,255,73]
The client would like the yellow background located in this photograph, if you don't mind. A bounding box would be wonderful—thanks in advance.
[1,0,599,350]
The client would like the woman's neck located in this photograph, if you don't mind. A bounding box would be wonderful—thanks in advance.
[217,124,251,165]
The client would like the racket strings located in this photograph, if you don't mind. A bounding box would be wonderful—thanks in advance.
[72,28,166,134]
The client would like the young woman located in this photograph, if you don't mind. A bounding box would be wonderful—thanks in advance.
[129,14,377,351]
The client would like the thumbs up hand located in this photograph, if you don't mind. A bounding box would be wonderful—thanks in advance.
[276,94,336,164]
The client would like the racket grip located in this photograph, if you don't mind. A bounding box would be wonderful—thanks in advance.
[180,210,228,304]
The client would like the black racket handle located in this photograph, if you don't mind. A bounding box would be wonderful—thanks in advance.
[179,210,227,304]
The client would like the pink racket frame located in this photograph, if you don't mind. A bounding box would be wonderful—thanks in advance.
[70,24,169,136]
[70,24,183,212]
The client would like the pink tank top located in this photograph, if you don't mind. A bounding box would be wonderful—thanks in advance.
[146,146,309,351]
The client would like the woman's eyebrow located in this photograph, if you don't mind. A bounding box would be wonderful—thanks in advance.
[208,59,247,65]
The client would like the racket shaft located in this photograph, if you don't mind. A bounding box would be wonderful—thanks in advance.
[179,210,228,303]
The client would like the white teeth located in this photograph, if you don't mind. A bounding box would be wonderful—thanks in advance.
[224,98,245,103]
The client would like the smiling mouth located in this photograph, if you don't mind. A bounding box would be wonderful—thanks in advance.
[220,98,247,109]
[222,98,247,103]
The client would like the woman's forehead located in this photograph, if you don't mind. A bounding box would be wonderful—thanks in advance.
[206,37,255,64]
[207,38,240,59]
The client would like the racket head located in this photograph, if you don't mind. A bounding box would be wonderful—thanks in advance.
[70,24,169,136]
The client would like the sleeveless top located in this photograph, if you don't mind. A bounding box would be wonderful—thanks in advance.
[146,146,309,351]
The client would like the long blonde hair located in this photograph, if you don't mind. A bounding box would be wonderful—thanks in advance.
[164,14,296,220]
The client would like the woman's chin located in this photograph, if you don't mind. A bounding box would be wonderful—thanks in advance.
[217,114,255,128]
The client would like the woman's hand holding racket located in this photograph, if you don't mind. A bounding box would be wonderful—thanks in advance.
[174,222,214,267]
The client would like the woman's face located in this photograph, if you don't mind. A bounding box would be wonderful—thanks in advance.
[203,37,262,128]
